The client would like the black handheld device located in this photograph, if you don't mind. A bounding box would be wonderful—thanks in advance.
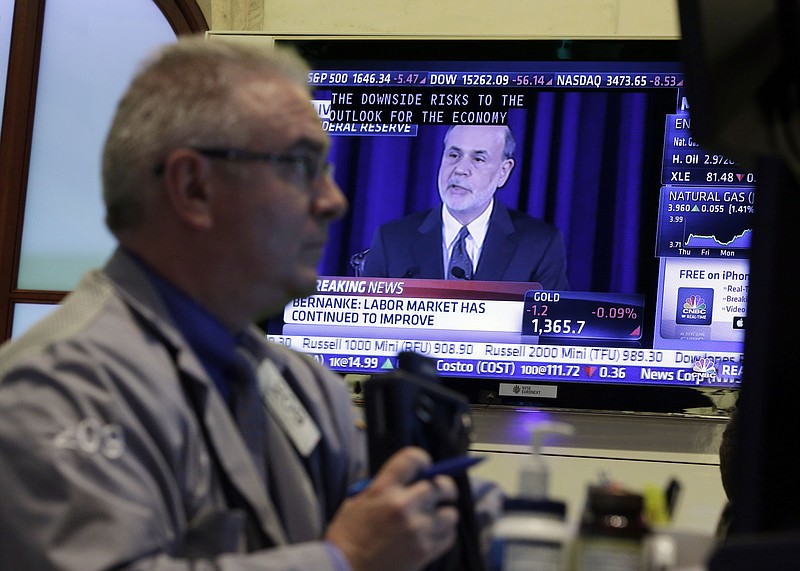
[363,351,486,571]
[364,351,473,472]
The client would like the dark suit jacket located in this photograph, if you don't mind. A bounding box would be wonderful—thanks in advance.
[361,202,569,289]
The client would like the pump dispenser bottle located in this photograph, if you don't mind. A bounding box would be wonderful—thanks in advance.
[489,421,575,571]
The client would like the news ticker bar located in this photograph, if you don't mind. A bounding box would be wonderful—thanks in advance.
[308,70,683,89]
[268,335,743,388]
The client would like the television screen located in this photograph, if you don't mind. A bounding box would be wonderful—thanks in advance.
[266,38,748,415]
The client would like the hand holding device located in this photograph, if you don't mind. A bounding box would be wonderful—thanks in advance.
[326,447,460,571]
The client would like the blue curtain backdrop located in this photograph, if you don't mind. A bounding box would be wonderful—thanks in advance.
[321,89,670,295]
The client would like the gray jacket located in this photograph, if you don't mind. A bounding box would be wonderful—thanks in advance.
[0,249,366,570]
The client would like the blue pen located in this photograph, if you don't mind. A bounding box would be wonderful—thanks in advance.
[347,455,486,497]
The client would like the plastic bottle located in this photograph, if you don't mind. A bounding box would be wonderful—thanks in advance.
[489,421,574,571]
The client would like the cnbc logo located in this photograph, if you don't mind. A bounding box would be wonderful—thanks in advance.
[692,357,717,378]
[676,287,714,325]
[683,295,708,317]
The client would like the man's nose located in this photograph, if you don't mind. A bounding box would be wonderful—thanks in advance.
[452,157,469,175]
[314,173,348,222]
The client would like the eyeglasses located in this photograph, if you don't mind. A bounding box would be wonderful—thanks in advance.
[190,147,333,185]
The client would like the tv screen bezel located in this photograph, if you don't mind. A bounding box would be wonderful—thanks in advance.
[271,35,740,418]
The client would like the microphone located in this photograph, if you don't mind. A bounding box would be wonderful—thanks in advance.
[450,266,469,280]
[404,266,420,278]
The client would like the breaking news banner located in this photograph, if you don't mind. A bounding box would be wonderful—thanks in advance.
[282,277,538,342]
[280,277,646,344]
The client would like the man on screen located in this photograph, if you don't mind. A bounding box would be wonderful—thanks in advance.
[361,124,569,288]
[362,125,568,289]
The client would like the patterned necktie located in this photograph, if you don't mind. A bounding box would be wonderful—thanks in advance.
[448,226,473,280]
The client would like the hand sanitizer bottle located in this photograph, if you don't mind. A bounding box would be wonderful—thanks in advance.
[489,421,575,571]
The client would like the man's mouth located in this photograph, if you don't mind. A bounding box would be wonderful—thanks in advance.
[303,239,327,257]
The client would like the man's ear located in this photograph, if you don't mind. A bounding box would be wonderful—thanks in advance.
[496,158,515,188]
[161,148,215,230]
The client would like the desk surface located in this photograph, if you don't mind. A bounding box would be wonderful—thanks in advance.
[469,406,728,464]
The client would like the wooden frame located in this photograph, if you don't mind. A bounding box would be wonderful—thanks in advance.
[0,0,207,341]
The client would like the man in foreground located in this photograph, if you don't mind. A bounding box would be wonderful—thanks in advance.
[0,37,460,570]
